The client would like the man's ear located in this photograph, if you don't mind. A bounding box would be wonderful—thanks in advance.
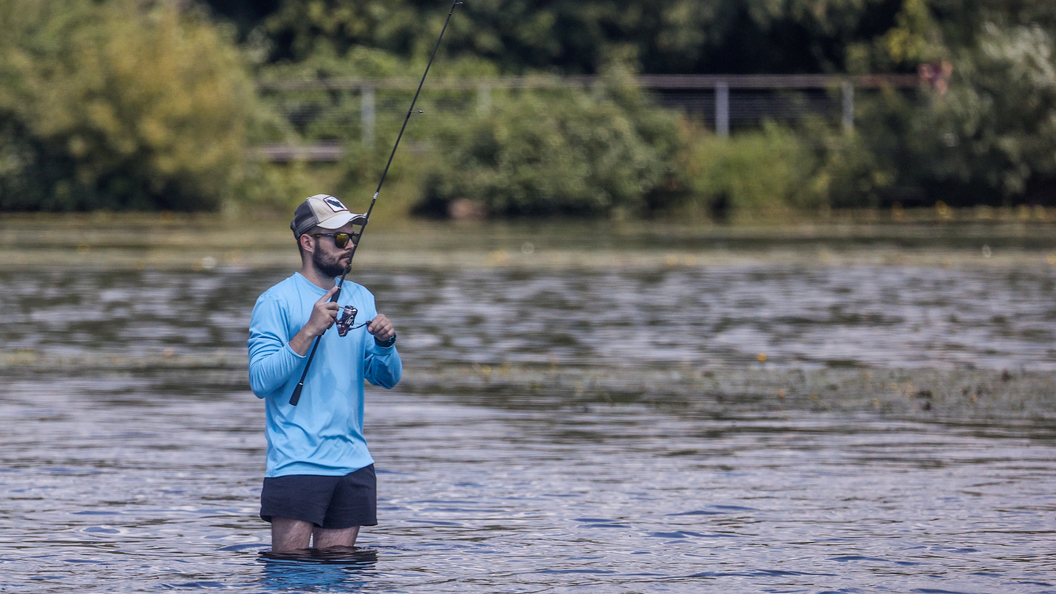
[299,233,315,254]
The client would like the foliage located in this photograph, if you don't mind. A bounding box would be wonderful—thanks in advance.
[255,44,500,151]
[845,0,940,72]
[413,68,687,218]
[836,5,1056,208]
[807,122,899,209]
[928,0,1056,52]
[2,0,1054,215]
[239,0,908,75]
[822,0,1056,209]
[0,0,265,211]
[679,123,823,220]
[904,22,1056,204]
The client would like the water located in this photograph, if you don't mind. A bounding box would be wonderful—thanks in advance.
[2,261,1056,592]
[6,265,1056,370]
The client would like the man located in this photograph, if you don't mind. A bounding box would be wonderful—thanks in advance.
[248,194,402,552]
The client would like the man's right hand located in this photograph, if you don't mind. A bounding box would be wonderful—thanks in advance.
[289,286,340,356]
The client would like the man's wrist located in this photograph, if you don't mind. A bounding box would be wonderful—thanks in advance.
[374,333,397,347]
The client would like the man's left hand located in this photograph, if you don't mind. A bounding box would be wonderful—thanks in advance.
[367,314,396,342]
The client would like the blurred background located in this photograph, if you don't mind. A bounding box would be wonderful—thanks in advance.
[1,0,1054,222]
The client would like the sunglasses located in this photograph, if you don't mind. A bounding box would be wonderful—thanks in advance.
[309,232,359,248]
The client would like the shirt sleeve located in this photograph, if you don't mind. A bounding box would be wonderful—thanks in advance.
[360,289,402,389]
[364,341,402,389]
[248,292,306,398]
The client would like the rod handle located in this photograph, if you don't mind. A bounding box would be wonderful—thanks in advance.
[289,382,304,406]
[289,334,322,406]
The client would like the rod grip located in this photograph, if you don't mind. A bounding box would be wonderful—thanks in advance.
[289,383,304,406]
[289,339,319,406]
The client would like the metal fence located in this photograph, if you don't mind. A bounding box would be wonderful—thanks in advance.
[256,74,919,161]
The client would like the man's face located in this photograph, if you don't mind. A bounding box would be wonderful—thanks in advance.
[308,223,357,278]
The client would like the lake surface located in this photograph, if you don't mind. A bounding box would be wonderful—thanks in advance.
[2,256,1056,592]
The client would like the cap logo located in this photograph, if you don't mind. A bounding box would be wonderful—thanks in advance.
[323,196,348,213]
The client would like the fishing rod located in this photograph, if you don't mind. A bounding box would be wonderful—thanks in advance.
[290,0,462,406]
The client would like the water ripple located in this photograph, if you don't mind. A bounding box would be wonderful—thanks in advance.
[1,265,1055,592]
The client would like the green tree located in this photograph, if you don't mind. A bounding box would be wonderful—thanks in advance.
[247,0,908,75]
[228,0,1056,212]
[844,0,1056,206]
[907,22,1056,204]
[0,0,262,211]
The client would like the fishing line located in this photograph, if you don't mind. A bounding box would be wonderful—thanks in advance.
[290,0,462,406]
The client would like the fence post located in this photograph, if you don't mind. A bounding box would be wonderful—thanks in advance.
[715,81,729,137]
[477,83,492,115]
[361,85,376,148]
[841,80,854,132]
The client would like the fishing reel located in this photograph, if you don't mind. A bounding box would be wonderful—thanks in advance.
[336,305,358,336]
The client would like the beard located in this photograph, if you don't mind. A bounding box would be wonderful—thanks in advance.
[312,247,348,278]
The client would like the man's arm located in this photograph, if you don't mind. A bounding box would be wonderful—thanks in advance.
[364,313,402,388]
[288,286,340,355]
[248,287,341,397]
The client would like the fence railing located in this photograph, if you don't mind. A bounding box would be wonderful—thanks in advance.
[256,74,920,161]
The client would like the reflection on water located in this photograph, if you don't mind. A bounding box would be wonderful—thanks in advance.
[1,262,1055,592]
[258,546,379,564]
[258,548,378,591]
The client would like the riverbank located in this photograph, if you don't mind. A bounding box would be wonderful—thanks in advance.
[2,210,1056,271]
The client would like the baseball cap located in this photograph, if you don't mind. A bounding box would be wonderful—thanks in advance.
[290,194,367,237]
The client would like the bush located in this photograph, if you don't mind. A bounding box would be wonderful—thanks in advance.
[840,14,1056,209]
[796,114,904,210]
[678,123,822,221]
[413,68,687,218]
[0,0,263,211]
[904,23,1056,205]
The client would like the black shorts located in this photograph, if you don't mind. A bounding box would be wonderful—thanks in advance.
[260,465,377,529]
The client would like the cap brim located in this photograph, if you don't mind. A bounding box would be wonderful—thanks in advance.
[316,213,367,229]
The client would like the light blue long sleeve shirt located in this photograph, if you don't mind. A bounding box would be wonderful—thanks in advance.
[248,272,402,477]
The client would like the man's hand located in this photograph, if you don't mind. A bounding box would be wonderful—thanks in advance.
[367,314,396,343]
[289,286,340,356]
